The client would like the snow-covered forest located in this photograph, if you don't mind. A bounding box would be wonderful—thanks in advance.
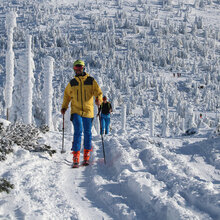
[0,0,220,219]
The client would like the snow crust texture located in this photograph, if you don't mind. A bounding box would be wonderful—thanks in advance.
[1,117,219,220]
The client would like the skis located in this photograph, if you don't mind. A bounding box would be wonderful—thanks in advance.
[72,160,89,168]
[72,162,89,168]
[72,163,80,168]
[63,159,89,168]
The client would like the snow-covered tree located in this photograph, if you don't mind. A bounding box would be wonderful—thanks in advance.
[150,109,155,137]
[126,101,132,116]
[64,107,73,133]
[4,11,17,120]
[23,34,35,124]
[185,104,196,130]
[162,110,170,137]
[154,85,161,101]
[121,104,127,132]
[11,54,26,122]
[143,101,150,118]
[195,16,203,29]
[43,56,54,130]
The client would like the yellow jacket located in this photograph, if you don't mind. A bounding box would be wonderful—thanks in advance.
[62,73,103,118]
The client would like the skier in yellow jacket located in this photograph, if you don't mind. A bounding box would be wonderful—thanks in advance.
[61,60,102,168]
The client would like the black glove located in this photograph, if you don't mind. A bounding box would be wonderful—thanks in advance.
[61,108,66,115]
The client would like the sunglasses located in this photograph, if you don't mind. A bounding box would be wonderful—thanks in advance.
[73,65,84,70]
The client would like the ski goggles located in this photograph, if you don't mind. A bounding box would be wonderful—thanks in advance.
[73,64,84,70]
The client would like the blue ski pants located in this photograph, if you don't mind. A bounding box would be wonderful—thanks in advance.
[71,113,93,152]
[101,113,111,134]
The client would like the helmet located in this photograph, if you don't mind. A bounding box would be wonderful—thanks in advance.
[73,60,85,67]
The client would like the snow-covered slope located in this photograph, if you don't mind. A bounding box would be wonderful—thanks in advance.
[0,111,219,219]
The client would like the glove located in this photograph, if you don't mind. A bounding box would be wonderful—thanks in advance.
[95,97,101,106]
[61,108,66,115]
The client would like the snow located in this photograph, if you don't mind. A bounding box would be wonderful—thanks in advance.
[0,0,220,219]
[5,11,17,31]
[0,113,219,219]
[0,118,11,127]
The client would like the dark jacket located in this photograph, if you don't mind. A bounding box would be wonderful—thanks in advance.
[99,102,112,115]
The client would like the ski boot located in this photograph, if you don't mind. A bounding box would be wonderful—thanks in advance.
[72,151,80,168]
[82,149,91,166]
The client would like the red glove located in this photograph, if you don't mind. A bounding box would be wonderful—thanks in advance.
[61,108,66,115]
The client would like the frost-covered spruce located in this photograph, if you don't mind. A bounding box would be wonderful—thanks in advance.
[162,110,169,137]
[143,101,150,118]
[111,97,117,112]
[185,104,196,131]
[150,109,155,137]
[23,35,35,124]
[126,101,132,116]
[0,178,14,194]
[4,11,17,120]
[154,85,161,101]
[0,137,13,161]
[10,54,27,123]
[43,56,54,131]
[121,104,126,132]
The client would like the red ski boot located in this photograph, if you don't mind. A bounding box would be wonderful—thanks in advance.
[82,149,91,166]
[72,151,80,168]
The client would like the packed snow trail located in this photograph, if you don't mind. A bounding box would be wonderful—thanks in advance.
[0,131,112,220]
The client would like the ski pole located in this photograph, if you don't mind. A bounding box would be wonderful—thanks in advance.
[61,114,66,153]
[98,111,106,164]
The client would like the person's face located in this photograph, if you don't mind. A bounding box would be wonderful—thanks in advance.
[74,65,84,75]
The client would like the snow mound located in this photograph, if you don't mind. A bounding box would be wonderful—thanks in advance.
[88,135,220,220]
[0,118,11,129]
